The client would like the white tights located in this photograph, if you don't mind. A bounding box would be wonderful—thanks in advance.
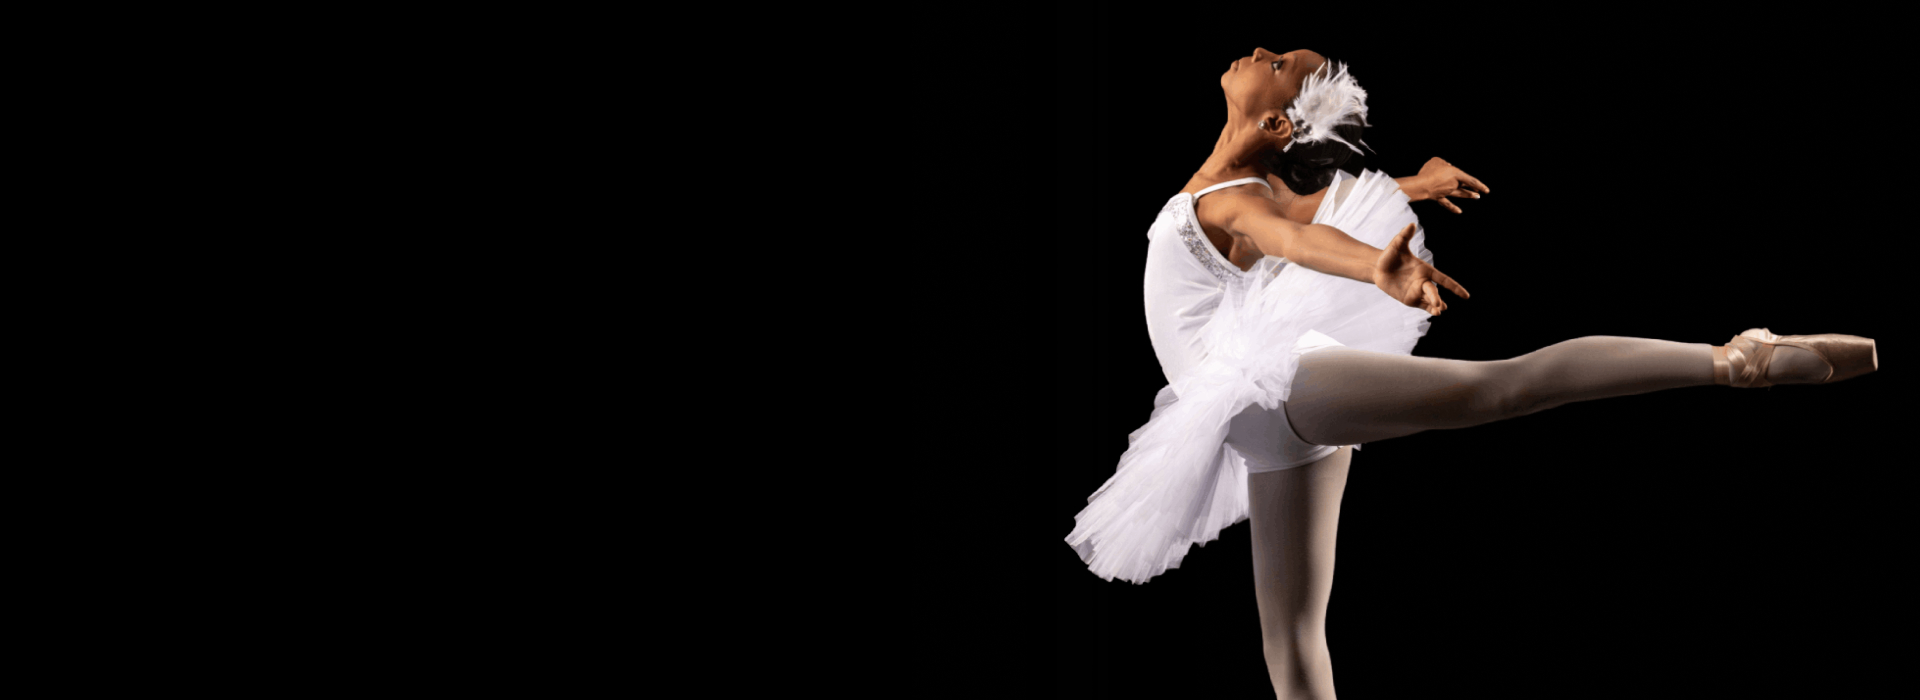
[1249,336,1716,698]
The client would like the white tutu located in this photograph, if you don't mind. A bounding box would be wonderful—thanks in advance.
[1067,170,1437,584]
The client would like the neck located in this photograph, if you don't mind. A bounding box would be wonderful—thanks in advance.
[1195,118,1274,185]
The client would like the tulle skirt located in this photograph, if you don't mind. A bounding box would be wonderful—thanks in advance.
[1066,170,1436,584]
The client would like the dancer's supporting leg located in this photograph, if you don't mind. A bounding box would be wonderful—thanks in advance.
[1248,445,1351,700]
[1282,336,1722,447]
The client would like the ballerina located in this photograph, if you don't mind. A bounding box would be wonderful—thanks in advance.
[1063,47,1879,699]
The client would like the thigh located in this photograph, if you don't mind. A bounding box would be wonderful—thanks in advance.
[1228,402,1340,473]
[1248,446,1351,630]
[1283,346,1499,447]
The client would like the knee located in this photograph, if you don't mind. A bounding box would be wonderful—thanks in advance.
[1261,618,1327,654]
[1486,385,1546,420]
[1493,358,1580,419]
[1469,360,1549,421]
[1262,627,1332,697]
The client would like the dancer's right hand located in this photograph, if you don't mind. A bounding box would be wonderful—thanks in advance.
[1373,223,1468,316]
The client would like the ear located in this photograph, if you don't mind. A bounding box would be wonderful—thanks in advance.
[1261,114,1294,143]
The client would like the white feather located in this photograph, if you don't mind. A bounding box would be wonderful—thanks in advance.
[1283,61,1370,155]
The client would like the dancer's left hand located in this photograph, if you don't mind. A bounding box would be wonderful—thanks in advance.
[1414,157,1489,215]
[1374,223,1469,316]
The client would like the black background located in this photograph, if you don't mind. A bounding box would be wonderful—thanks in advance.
[1043,6,1912,699]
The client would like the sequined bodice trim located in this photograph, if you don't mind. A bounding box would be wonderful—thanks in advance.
[1162,195,1244,284]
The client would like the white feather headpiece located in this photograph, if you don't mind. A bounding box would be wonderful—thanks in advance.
[1282,60,1370,155]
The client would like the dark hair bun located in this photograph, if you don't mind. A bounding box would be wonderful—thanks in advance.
[1262,120,1366,196]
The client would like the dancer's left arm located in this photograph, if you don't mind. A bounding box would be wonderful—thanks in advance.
[1282,157,1490,216]
[1396,157,1489,214]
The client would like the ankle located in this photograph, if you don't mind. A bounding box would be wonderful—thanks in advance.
[1711,345,1730,386]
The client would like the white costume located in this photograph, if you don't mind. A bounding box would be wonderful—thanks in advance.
[1066,169,1437,584]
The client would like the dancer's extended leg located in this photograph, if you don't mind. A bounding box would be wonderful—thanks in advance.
[1248,445,1350,700]
[1282,336,1717,447]
[1250,336,1715,699]
[1250,334,1867,698]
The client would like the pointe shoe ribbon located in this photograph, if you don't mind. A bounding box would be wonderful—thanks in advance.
[1725,328,1878,388]
[1726,328,1780,388]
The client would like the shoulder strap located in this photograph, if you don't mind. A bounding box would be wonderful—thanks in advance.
[1193,177,1272,199]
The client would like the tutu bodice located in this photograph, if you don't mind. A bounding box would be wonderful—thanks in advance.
[1067,169,1437,584]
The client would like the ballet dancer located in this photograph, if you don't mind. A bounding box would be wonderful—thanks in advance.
[1063,47,1878,699]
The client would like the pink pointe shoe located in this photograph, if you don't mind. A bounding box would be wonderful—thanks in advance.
[1713,328,1879,388]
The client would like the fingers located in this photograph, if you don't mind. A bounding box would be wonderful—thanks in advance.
[1422,281,1446,315]
[1462,171,1489,194]
[1437,196,1462,214]
[1379,224,1413,274]
[1389,222,1416,250]
[1435,269,1469,299]
[1447,187,1482,199]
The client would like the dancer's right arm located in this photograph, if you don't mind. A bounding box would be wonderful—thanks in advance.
[1212,195,1468,315]
[1212,195,1381,285]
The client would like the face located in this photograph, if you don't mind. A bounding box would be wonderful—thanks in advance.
[1220,48,1328,122]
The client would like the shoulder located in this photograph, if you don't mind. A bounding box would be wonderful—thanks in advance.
[1193,189,1288,235]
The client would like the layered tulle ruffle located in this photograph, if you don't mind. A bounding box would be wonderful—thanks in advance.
[1067,170,1437,584]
